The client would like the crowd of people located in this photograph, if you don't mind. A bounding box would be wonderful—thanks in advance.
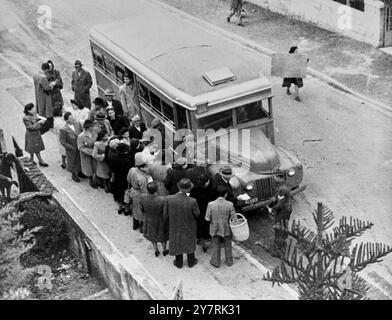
[20,58,293,270]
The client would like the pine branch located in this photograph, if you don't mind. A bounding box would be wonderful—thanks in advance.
[351,242,392,272]
[332,217,373,242]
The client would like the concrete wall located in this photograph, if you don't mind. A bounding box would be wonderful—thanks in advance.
[249,0,385,47]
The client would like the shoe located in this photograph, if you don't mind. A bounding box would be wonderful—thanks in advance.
[173,260,183,269]
[237,23,245,27]
[163,250,169,256]
[286,90,291,95]
[72,175,81,183]
[104,183,111,193]
[226,261,233,267]
[118,208,125,215]
[155,250,160,257]
[89,178,98,189]
[39,162,49,167]
[210,261,220,268]
[61,164,66,169]
[227,17,230,23]
[188,259,198,268]
[295,96,301,102]
[77,172,87,179]
[123,210,131,216]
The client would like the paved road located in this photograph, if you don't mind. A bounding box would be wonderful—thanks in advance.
[0,0,391,299]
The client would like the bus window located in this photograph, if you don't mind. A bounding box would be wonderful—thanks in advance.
[91,46,104,69]
[149,90,162,114]
[138,82,150,103]
[102,53,115,76]
[198,110,234,131]
[236,101,268,124]
[162,100,174,124]
[114,65,125,83]
[175,105,188,129]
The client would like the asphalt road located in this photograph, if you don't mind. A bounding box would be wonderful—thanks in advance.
[0,0,391,299]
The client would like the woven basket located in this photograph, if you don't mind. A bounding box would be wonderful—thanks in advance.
[230,213,249,242]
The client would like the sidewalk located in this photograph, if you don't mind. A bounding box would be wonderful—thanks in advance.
[161,0,392,108]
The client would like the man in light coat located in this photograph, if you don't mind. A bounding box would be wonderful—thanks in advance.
[71,60,93,109]
[164,178,200,269]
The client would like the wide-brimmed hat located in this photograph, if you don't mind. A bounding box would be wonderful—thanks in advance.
[95,112,106,120]
[175,157,187,166]
[177,178,194,193]
[220,166,233,179]
[74,60,83,66]
[132,115,141,122]
[104,89,114,96]
[135,152,146,167]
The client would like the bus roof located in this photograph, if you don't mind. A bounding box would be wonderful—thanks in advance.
[89,8,272,109]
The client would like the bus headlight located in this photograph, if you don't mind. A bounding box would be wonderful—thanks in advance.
[288,168,296,177]
[245,183,254,191]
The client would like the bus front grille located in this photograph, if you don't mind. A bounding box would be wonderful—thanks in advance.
[255,177,276,201]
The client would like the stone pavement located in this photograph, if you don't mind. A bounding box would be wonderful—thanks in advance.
[161,0,392,108]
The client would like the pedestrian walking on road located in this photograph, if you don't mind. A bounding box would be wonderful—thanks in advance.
[71,99,90,126]
[92,130,111,192]
[52,105,67,169]
[190,173,216,252]
[33,62,56,134]
[77,119,98,189]
[205,185,237,268]
[227,0,244,27]
[268,186,292,252]
[282,46,305,102]
[71,60,93,109]
[141,180,169,257]
[23,103,48,167]
[60,112,83,182]
[164,178,200,269]
[47,60,64,109]
[127,152,150,231]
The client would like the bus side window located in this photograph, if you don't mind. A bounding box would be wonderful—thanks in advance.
[102,53,115,76]
[175,105,188,129]
[149,91,162,114]
[91,46,104,69]
[114,64,125,83]
[138,83,150,103]
[162,100,174,125]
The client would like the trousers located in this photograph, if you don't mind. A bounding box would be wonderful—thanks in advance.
[210,236,233,267]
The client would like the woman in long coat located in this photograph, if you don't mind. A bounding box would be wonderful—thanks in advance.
[22,103,48,166]
[47,60,64,108]
[77,119,98,189]
[59,112,82,182]
[127,152,150,232]
[140,181,169,257]
[92,130,110,192]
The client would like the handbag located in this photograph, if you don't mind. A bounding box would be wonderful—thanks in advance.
[124,181,132,205]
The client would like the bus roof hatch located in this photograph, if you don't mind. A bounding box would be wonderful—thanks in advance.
[202,67,236,86]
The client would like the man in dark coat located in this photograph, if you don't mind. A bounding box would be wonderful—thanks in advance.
[164,178,200,269]
[103,89,125,116]
[164,157,188,195]
[71,60,93,109]
[59,112,83,182]
[107,107,130,135]
[128,115,147,140]
[212,166,235,203]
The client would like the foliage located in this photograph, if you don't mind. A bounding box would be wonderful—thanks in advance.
[0,209,41,299]
[18,199,68,254]
[262,202,392,300]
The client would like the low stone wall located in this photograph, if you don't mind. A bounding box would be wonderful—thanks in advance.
[249,0,385,47]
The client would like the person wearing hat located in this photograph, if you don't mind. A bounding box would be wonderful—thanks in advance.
[77,119,98,189]
[212,166,235,204]
[129,114,147,140]
[205,185,237,268]
[107,107,130,136]
[164,178,200,269]
[127,152,151,231]
[164,157,188,195]
[92,111,113,137]
[140,180,169,257]
[71,60,93,109]
[103,88,125,116]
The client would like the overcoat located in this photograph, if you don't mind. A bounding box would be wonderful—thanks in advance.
[164,192,200,256]
[129,123,147,140]
[127,167,149,221]
[77,131,96,177]
[92,141,110,179]
[104,99,124,116]
[92,119,113,137]
[164,164,187,195]
[140,193,168,243]
[33,71,53,118]
[71,68,93,109]
[23,114,45,154]
[47,69,64,107]
[119,83,139,116]
[59,122,82,173]
[212,174,235,203]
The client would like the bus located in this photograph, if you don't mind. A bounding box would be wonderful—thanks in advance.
[89,3,306,213]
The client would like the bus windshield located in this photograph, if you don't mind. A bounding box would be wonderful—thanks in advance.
[198,101,269,131]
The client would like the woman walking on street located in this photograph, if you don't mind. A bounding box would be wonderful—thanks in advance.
[77,119,98,189]
[140,180,169,257]
[92,130,110,192]
[282,46,305,102]
[23,103,48,166]
[127,152,150,232]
